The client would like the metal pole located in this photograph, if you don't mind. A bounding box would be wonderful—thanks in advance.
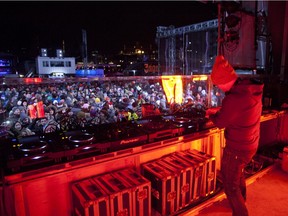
[217,2,222,55]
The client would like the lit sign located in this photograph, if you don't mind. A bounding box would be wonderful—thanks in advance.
[24,78,43,83]
[120,138,140,145]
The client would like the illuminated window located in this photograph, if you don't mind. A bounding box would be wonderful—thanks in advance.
[42,61,49,67]
[65,61,71,67]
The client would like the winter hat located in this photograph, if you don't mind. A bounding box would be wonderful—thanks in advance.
[20,112,28,121]
[211,55,238,85]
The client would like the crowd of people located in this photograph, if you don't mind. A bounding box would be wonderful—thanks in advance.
[0,77,221,139]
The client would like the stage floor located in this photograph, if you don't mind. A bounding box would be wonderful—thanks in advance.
[188,161,288,216]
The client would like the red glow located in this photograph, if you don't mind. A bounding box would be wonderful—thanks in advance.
[24,78,43,83]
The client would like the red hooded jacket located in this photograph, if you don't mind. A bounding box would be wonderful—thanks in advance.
[210,78,264,152]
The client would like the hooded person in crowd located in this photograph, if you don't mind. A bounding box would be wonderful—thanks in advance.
[205,55,264,216]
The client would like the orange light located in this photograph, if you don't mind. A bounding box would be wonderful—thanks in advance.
[161,75,183,104]
[192,75,207,81]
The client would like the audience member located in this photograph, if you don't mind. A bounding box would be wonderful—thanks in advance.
[0,78,209,138]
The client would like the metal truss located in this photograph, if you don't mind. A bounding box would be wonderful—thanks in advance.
[156,19,218,39]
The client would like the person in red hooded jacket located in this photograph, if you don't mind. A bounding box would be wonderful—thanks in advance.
[206,55,264,216]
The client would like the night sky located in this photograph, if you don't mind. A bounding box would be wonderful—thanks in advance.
[0,1,217,57]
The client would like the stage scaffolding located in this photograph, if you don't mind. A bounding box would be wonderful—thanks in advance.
[156,19,218,75]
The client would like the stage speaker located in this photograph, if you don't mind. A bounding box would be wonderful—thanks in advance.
[223,12,256,69]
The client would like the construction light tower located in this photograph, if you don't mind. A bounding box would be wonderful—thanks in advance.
[82,29,88,69]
